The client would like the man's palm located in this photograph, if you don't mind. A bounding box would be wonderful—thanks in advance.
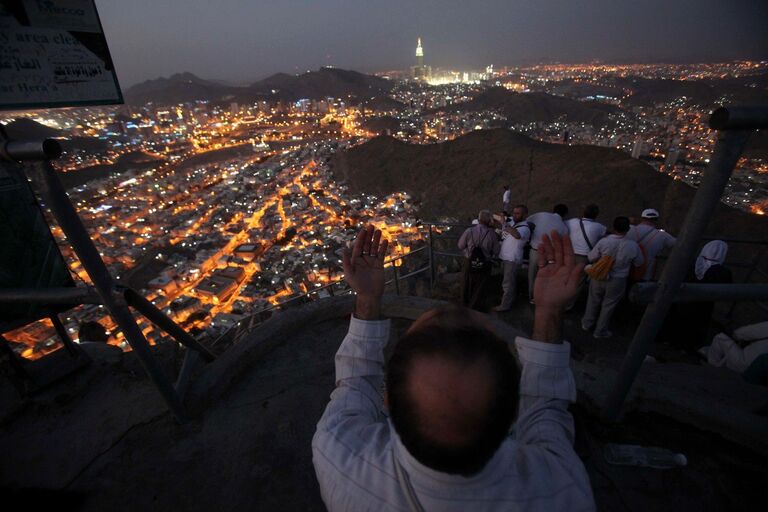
[343,226,388,298]
[533,231,584,309]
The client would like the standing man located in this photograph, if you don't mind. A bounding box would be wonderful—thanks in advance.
[627,209,676,282]
[581,217,644,339]
[502,185,512,215]
[565,204,607,309]
[527,204,569,303]
[458,210,500,311]
[495,205,531,312]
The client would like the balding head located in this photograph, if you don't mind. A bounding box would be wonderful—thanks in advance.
[386,306,520,476]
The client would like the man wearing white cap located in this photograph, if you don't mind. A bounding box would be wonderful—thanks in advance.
[627,209,676,281]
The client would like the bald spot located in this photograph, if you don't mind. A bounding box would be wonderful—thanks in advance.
[407,356,495,447]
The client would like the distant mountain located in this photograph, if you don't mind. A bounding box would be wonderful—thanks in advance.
[331,129,768,243]
[125,68,393,105]
[435,87,620,126]
[125,72,237,105]
[245,67,393,101]
[363,95,406,112]
[616,76,768,107]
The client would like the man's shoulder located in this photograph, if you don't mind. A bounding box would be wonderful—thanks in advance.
[622,238,640,249]
[595,236,612,247]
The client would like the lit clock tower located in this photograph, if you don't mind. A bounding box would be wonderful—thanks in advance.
[415,37,424,68]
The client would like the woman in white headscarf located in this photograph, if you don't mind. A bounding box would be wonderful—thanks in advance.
[694,240,730,282]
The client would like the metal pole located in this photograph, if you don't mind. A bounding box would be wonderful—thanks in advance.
[428,224,435,293]
[602,129,752,421]
[34,160,186,421]
[123,288,215,362]
[174,349,201,401]
[50,314,79,357]
[0,287,103,305]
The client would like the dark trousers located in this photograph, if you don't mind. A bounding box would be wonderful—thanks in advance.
[461,259,492,311]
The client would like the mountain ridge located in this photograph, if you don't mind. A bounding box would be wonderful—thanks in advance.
[433,86,620,126]
[124,67,393,105]
[330,128,768,242]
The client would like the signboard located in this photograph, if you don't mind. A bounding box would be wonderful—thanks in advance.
[0,0,123,110]
[0,161,75,333]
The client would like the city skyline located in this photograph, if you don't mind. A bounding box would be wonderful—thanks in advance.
[96,0,768,87]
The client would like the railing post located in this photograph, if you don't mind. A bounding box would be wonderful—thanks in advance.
[428,224,435,293]
[33,159,187,422]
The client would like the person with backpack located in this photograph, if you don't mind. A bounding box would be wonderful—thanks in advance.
[627,209,676,282]
[458,210,500,311]
[565,204,607,310]
[581,217,644,339]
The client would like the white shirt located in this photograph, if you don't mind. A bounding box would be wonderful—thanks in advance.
[312,316,596,512]
[587,234,644,278]
[526,212,569,250]
[503,189,511,203]
[627,224,676,280]
[499,220,531,263]
[565,218,607,256]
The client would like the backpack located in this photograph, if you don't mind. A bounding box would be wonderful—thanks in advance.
[469,229,491,273]
[522,221,536,263]
[630,228,661,282]
[585,255,615,281]
[585,239,624,281]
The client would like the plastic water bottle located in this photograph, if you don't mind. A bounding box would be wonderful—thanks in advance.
[603,443,687,469]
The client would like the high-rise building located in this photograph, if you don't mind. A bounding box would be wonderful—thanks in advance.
[411,37,431,81]
[416,38,424,67]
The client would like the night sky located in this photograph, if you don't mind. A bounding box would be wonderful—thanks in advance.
[96,0,768,87]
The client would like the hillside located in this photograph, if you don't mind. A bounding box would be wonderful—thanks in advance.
[125,68,393,105]
[125,72,237,105]
[331,129,768,241]
[435,87,620,126]
[616,76,768,107]
[247,67,393,101]
[361,115,400,135]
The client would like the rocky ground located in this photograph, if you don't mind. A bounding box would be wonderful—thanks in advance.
[1,293,766,511]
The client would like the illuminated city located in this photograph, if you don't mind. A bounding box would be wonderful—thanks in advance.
[1,47,767,357]
[1,1,768,510]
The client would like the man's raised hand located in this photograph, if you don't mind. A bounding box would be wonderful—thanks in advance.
[533,230,584,310]
[531,231,585,343]
[343,226,388,319]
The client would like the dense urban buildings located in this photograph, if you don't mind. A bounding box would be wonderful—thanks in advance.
[2,58,766,357]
